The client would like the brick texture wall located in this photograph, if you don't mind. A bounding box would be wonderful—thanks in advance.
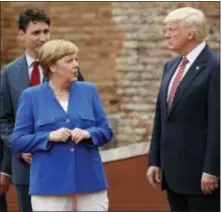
[1,2,220,147]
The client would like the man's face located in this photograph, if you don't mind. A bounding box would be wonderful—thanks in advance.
[164,21,189,54]
[20,21,50,57]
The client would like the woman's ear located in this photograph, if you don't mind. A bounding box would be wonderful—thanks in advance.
[49,63,57,73]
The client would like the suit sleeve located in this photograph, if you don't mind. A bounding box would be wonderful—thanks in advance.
[0,68,14,148]
[203,61,220,177]
[148,62,168,167]
[12,90,51,153]
[0,141,12,176]
[148,91,161,167]
[85,85,113,148]
[77,69,84,81]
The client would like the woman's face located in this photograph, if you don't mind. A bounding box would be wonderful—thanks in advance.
[51,54,79,83]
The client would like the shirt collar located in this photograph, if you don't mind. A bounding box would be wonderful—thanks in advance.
[25,52,38,68]
[185,41,206,64]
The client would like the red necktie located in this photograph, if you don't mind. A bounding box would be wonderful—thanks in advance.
[168,57,189,111]
[30,61,40,86]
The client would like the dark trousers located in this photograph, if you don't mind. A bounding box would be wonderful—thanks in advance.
[15,185,32,212]
[0,194,7,212]
[167,188,220,212]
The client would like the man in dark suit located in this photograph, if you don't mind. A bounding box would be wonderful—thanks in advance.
[146,7,220,211]
[0,138,12,212]
[0,8,84,212]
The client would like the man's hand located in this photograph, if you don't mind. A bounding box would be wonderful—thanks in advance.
[0,174,11,195]
[201,173,219,195]
[21,153,32,164]
[146,166,161,188]
[71,128,90,144]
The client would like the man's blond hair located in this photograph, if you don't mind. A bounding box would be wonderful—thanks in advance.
[164,7,208,42]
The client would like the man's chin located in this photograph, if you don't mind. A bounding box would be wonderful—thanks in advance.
[168,44,174,50]
[35,47,41,54]
[37,44,45,49]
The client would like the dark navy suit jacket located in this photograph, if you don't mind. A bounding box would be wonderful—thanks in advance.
[0,138,12,176]
[149,45,220,194]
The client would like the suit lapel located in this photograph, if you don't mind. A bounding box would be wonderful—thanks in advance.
[168,46,208,118]
[16,55,30,92]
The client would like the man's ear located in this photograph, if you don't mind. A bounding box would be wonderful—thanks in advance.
[187,31,195,41]
[19,29,25,41]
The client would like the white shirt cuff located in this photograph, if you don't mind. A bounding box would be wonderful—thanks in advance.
[203,172,218,178]
[0,172,11,177]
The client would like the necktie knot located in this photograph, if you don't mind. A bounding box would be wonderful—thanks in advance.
[33,61,39,68]
[181,56,189,66]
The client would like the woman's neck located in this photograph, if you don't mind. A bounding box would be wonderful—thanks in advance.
[49,79,70,95]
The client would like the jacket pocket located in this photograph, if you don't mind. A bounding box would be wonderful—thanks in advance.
[36,118,56,131]
[79,115,95,129]
[36,118,56,126]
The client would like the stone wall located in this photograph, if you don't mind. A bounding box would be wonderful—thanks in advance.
[113,1,220,146]
[1,2,220,147]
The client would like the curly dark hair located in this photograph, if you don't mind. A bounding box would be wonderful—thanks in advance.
[18,8,51,32]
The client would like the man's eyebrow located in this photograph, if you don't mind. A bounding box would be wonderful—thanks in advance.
[31,30,41,33]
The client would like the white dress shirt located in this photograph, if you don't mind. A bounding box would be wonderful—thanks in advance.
[59,100,68,113]
[167,41,206,100]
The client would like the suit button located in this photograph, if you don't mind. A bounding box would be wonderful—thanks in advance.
[65,119,70,123]
[70,148,75,152]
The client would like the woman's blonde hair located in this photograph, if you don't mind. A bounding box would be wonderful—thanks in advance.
[38,39,79,78]
[164,7,208,42]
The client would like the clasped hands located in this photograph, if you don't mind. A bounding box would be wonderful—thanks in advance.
[21,128,90,165]
[49,127,90,144]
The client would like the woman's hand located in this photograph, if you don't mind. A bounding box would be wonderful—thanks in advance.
[71,128,90,144]
[49,128,72,142]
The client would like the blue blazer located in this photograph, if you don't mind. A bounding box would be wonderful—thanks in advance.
[12,81,113,195]
[0,55,84,186]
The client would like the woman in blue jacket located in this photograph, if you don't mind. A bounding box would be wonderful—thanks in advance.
[12,39,113,211]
